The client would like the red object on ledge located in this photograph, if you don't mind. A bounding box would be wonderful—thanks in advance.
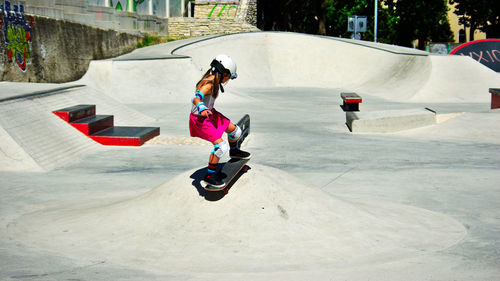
[53,104,159,146]
[341,92,363,112]
[491,88,500,110]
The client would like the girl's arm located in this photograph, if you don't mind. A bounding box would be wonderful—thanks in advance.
[192,82,213,117]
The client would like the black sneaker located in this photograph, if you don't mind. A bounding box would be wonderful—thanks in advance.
[203,173,225,189]
[230,149,251,160]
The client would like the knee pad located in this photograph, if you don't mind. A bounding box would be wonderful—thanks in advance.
[212,140,229,158]
[228,125,242,141]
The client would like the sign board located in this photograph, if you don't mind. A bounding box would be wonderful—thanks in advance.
[450,39,500,72]
[347,15,367,33]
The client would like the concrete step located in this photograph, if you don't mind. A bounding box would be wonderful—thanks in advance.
[90,126,160,146]
[53,104,159,146]
[71,115,114,135]
[52,104,96,122]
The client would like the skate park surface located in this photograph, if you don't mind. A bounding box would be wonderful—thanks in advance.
[1,31,500,280]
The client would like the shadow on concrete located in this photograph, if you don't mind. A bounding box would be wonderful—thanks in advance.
[190,163,251,201]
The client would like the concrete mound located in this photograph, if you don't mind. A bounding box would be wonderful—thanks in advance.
[10,164,466,274]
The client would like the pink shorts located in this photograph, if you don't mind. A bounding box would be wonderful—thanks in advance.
[189,109,231,143]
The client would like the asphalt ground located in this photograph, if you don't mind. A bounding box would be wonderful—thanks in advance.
[1,32,499,280]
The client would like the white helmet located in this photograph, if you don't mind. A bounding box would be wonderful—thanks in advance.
[211,54,238,79]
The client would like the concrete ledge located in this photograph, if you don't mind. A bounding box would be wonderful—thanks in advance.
[346,108,436,133]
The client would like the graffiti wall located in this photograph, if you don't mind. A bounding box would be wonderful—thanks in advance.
[0,0,34,72]
[110,0,147,12]
[194,1,239,18]
[108,0,181,18]
[450,39,500,73]
[90,0,166,18]
[0,13,140,83]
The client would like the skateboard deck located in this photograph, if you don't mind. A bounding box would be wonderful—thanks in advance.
[236,114,250,149]
[204,158,250,193]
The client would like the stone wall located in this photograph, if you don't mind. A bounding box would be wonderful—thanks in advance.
[169,0,259,39]
[194,1,239,18]
[244,0,257,26]
[193,0,257,25]
[168,17,259,39]
[0,15,139,82]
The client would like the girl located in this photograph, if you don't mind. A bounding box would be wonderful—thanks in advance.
[189,54,251,188]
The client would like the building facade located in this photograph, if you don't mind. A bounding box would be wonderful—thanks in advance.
[5,0,258,37]
[447,2,486,43]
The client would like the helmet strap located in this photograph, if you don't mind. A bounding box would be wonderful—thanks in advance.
[210,59,229,75]
[211,60,228,93]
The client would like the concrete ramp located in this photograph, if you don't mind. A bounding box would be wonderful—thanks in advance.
[171,32,500,103]
[10,164,466,274]
[0,125,42,172]
[172,32,431,94]
[82,56,202,104]
[0,85,156,171]
[411,55,500,103]
[81,32,499,105]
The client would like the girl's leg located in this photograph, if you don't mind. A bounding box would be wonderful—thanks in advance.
[226,122,251,159]
[225,123,238,149]
[225,122,237,133]
[208,121,236,169]
[209,138,224,165]
[205,138,225,185]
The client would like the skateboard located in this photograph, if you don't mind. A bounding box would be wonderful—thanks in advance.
[203,114,251,193]
[204,158,250,193]
[236,114,250,149]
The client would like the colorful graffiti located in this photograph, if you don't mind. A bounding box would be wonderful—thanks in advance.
[450,39,500,73]
[110,0,146,12]
[1,0,33,72]
[208,3,238,18]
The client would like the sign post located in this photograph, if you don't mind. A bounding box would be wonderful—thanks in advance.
[374,0,378,42]
[348,15,367,40]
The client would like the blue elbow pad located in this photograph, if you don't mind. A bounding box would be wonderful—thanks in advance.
[195,90,204,100]
[191,90,205,103]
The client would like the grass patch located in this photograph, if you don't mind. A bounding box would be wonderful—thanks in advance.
[137,35,167,48]
[136,35,191,48]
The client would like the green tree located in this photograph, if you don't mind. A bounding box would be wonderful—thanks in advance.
[325,0,396,42]
[483,1,500,38]
[257,0,331,35]
[385,0,453,48]
[325,0,371,39]
[450,0,500,39]
[317,0,329,35]
[257,0,453,49]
